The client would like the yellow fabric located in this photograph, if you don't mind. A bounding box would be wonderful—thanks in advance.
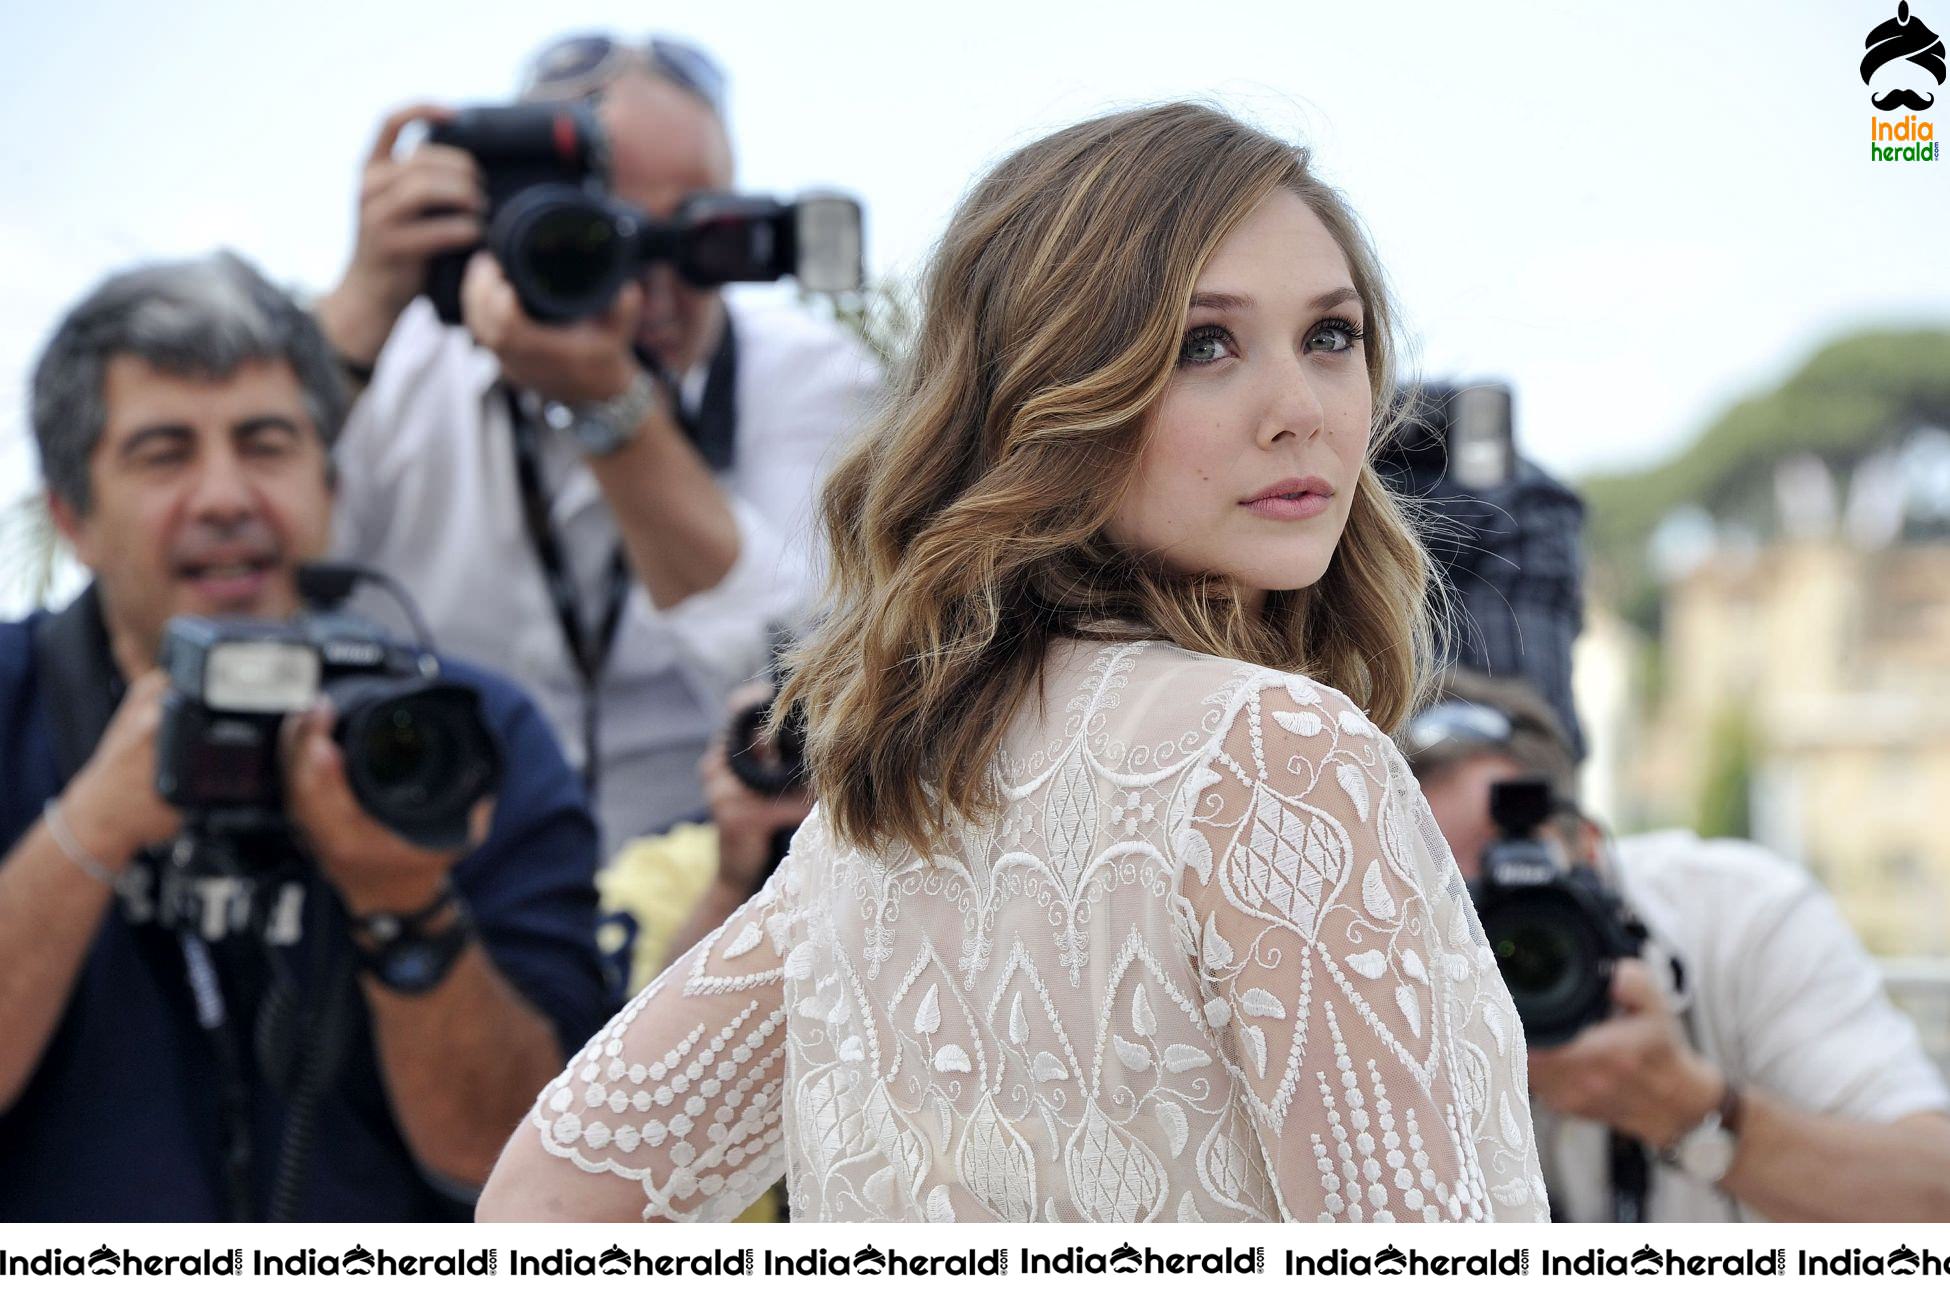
[596,823,780,1224]
[598,822,719,995]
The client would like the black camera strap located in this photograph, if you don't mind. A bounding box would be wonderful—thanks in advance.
[501,311,739,801]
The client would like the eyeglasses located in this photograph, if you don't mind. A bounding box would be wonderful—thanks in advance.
[1404,701,1514,755]
[519,32,728,118]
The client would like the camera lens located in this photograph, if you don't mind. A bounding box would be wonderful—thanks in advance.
[522,205,619,301]
[491,186,634,321]
[1481,891,1605,1045]
[329,679,501,851]
[1493,921,1579,998]
[359,703,456,804]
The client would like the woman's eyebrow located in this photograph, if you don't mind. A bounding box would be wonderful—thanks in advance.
[1188,286,1362,313]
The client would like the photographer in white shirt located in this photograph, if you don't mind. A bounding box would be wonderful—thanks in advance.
[1406,669,1950,1222]
[315,33,879,858]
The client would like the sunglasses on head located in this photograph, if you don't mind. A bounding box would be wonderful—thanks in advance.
[520,32,727,117]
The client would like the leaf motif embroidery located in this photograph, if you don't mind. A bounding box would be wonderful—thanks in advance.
[1483,1002,1508,1055]
[933,1044,972,1073]
[1362,862,1397,922]
[1338,709,1372,735]
[914,984,941,1034]
[1499,1092,1525,1147]
[1272,709,1323,738]
[1180,828,1215,885]
[1008,992,1027,1046]
[1154,1098,1190,1157]
[1132,983,1157,1037]
[1241,987,1287,1020]
[1345,949,1387,979]
[1400,947,1428,984]
[1395,985,1423,1037]
[1032,1051,1070,1082]
[1163,1043,1212,1073]
[926,1184,957,1222]
[1203,998,1232,1029]
[1202,914,1235,970]
[783,942,815,980]
[1285,678,1321,706]
[864,1165,896,1213]
[1113,1034,1153,1071]
[1241,1024,1268,1077]
[721,922,763,960]
[838,1035,865,1062]
[1335,761,1370,822]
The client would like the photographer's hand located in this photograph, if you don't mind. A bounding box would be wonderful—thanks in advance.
[0,670,179,1111]
[279,699,566,1191]
[1526,957,1724,1149]
[460,251,643,404]
[61,669,183,867]
[461,252,741,608]
[279,699,486,913]
[316,103,485,373]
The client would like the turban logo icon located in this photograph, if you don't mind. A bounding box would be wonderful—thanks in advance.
[1863,2,1946,111]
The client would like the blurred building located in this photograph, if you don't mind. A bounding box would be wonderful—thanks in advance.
[1632,463,1950,956]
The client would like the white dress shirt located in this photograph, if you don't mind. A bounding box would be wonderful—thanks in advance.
[330,292,880,859]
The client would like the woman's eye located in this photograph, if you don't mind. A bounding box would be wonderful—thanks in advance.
[1307,317,1365,353]
[1178,325,1235,366]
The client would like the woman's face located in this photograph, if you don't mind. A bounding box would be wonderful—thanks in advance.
[1108,190,1373,613]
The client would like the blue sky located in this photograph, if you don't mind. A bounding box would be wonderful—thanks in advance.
[1,0,1944,550]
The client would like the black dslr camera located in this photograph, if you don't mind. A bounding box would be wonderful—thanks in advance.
[1467,777,1645,1046]
[423,104,864,324]
[156,611,501,855]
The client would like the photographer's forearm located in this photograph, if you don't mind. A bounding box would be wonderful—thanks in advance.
[360,946,564,1191]
[0,812,129,1111]
[1718,1094,1950,1221]
[585,409,740,609]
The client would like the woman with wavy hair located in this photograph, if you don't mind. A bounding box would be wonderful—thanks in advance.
[480,101,1547,1223]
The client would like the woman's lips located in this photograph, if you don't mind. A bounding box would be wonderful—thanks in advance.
[1241,491,1332,521]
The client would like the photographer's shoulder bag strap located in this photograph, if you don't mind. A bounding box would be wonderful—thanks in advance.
[503,312,740,802]
[32,584,122,787]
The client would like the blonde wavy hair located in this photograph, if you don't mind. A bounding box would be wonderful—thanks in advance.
[776,102,1439,859]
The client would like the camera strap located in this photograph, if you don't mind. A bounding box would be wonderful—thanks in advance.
[506,393,631,799]
[501,311,740,799]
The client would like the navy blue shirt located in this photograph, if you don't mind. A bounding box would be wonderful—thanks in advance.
[0,599,614,1222]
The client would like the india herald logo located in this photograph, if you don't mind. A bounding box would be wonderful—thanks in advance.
[1863,2,1946,110]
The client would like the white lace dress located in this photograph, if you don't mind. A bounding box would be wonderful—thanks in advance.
[528,638,1549,1222]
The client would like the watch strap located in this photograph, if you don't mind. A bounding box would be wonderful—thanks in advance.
[1659,1078,1742,1165]
[350,884,474,994]
[569,367,660,457]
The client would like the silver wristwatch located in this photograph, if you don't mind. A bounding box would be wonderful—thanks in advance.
[561,367,661,458]
[1659,1082,1742,1184]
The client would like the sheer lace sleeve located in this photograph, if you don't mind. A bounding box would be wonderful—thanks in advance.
[523,827,807,1221]
[1174,675,1548,1222]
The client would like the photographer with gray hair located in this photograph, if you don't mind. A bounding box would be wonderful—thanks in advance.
[0,252,612,1221]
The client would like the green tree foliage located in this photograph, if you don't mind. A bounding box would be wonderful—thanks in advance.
[1580,328,1950,628]
[1694,703,1754,841]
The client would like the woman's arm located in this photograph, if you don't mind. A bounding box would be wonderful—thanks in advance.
[477,828,808,1222]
